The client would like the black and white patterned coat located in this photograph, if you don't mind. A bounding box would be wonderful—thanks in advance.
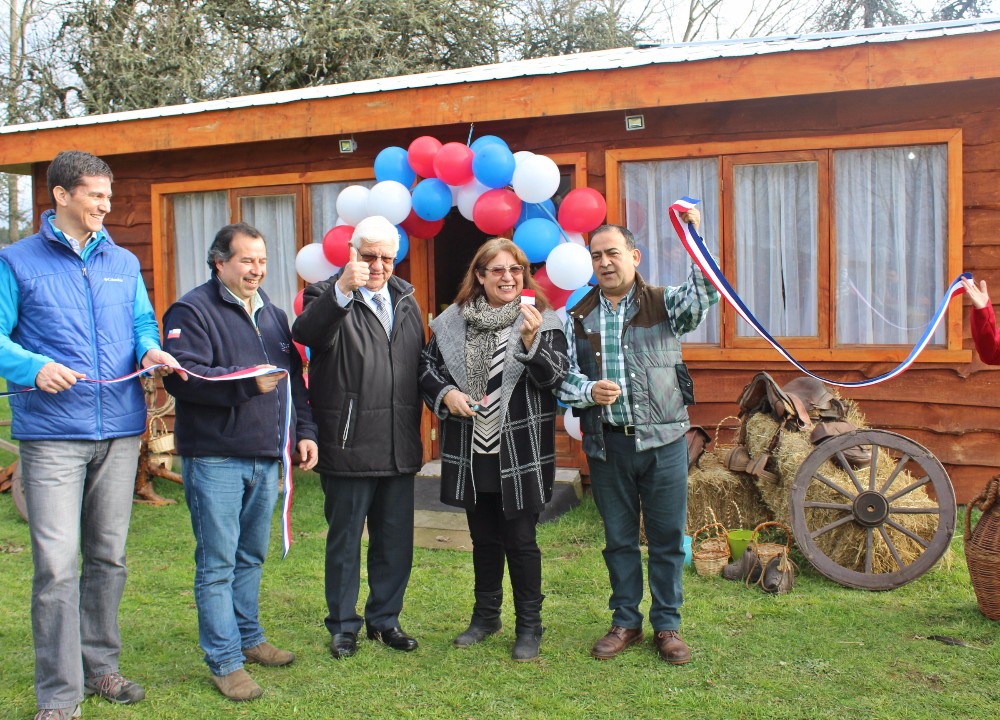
[419,304,569,518]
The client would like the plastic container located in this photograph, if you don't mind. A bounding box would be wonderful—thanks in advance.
[683,535,693,566]
[728,529,753,560]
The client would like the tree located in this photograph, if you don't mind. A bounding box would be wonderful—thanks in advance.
[510,0,651,58]
[930,0,993,20]
[812,0,913,31]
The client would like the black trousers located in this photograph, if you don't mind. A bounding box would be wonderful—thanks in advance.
[466,455,541,603]
[320,473,414,635]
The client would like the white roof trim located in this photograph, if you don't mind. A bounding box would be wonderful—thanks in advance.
[2,17,998,136]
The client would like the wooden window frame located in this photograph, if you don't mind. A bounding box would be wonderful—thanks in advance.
[150,168,372,320]
[605,129,969,364]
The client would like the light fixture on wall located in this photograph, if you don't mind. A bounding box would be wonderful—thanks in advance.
[339,137,357,153]
[625,114,645,131]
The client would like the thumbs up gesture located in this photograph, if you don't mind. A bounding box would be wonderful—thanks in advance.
[337,245,371,295]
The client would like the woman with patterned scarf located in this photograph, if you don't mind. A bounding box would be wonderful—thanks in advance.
[419,237,569,661]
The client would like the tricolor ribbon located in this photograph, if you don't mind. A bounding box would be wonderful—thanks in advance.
[2,363,298,556]
[667,196,970,388]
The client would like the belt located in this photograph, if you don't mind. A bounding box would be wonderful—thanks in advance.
[603,423,636,436]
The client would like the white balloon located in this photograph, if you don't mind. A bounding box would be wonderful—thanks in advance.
[336,185,371,226]
[367,181,412,225]
[564,231,586,246]
[295,243,340,284]
[563,408,582,441]
[457,179,489,222]
[545,242,593,290]
[450,183,461,207]
[513,150,534,167]
[512,154,560,204]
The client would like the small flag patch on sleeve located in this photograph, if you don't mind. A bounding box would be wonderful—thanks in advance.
[167,328,181,339]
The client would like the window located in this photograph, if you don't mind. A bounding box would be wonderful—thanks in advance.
[156,174,374,320]
[608,130,961,361]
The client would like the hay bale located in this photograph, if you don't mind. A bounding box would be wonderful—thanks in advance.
[686,449,773,534]
[742,402,944,575]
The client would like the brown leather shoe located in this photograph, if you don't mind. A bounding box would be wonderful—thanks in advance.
[653,630,691,665]
[243,641,295,667]
[590,626,644,659]
[211,668,263,701]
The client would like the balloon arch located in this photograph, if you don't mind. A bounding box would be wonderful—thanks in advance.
[293,134,605,441]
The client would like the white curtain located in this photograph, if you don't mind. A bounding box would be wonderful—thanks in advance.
[834,145,947,345]
[311,181,372,243]
[240,195,297,319]
[172,191,229,298]
[621,159,720,343]
[734,162,818,337]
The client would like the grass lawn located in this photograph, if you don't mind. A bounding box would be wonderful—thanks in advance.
[1,469,998,720]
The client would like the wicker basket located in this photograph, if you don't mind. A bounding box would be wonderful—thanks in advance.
[692,521,730,576]
[748,521,793,567]
[147,416,175,454]
[965,475,1000,621]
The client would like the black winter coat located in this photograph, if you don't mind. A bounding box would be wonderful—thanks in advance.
[419,304,569,518]
[292,273,423,477]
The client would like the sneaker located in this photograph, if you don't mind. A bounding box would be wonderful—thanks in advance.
[34,706,81,720]
[84,672,145,705]
[243,641,295,667]
[211,668,263,702]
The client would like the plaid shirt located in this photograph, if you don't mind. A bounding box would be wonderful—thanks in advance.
[558,262,719,426]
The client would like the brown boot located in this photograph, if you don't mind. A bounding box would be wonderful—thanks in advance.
[653,630,692,665]
[211,668,263,701]
[243,641,295,667]
[590,626,644,660]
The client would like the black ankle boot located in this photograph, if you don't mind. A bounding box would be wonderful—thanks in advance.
[511,596,544,662]
[454,591,503,647]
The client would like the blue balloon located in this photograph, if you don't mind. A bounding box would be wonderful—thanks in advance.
[513,218,561,264]
[395,225,410,263]
[411,178,452,221]
[374,146,416,187]
[470,135,509,153]
[472,143,516,189]
[565,284,593,311]
[516,199,556,228]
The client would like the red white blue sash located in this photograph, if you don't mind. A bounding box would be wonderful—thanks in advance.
[668,197,970,388]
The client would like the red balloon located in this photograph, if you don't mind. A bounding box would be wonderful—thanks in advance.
[293,341,308,364]
[558,187,608,233]
[473,189,522,236]
[400,209,444,239]
[533,266,573,309]
[433,142,474,186]
[322,225,354,266]
[407,136,442,179]
[293,289,305,315]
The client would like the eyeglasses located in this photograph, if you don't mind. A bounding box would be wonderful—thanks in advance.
[482,265,525,278]
[360,253,395,266]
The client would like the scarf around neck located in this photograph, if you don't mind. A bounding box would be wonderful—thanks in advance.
[463,295,521,402]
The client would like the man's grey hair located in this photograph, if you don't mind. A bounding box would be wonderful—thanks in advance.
[591,224,636,250]
[351,215,400,254]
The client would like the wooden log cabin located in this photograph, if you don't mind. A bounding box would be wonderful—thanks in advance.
[1,18,999,503]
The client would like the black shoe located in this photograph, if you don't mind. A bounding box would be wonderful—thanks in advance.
[367,626,418,652]
[330,632,357,659]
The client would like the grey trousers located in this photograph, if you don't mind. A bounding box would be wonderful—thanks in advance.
[20,436,140,711]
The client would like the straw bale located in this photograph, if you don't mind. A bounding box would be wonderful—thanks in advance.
[686,450,773,534]
[742,401,945,575]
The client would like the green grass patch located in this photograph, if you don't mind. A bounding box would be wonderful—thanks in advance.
[1,474,998,719]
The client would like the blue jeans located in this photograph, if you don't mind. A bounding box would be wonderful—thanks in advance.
[183,456,279,676]
[588,432,688,632]
[20,436,140,712]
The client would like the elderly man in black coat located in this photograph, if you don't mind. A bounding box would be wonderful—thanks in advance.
[292,215,424,659]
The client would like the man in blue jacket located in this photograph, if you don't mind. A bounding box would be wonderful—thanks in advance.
[0,150,180,720]
[162,222,318,702]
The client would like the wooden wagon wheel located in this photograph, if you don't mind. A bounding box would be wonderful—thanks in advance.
[790,429,955,591]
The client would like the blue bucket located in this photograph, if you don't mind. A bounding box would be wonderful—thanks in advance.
[683,535,693,567]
